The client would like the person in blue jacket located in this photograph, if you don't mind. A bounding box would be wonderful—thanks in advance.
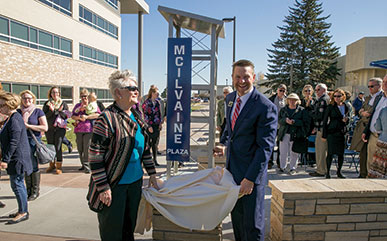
[0,91,32,224]
[214,60,277,241]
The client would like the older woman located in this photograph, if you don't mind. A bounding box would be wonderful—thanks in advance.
[87,70,159,241]
[43,86,69,174]
[0,92,32,224]
[322,88,350,179]
[277,93,310,175]
[18,90,48,201]
[142,86,163,166]
[71,89,100,173]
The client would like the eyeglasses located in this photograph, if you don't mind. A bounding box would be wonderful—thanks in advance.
[315,89,321,91]
[121,86,139,92]
[333,95,342,98]
[80,95,88,98]
[279,89,286,92]
[22,97,33,100]
[368,85,378,88]
[304,90,311,92]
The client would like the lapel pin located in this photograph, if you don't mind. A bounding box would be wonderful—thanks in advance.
[228,101,233,107]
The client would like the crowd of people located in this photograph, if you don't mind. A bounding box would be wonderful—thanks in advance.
[0,61,385,240]
[261,77,387,179]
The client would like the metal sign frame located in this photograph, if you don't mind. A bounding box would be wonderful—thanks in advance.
[158,6,225,177]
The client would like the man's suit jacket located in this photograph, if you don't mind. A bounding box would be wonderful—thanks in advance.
[220,88,278,185]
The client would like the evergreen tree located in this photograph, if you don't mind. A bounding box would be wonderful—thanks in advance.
[263,0,340,95]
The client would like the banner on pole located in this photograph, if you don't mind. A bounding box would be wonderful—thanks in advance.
[166,38,192,162]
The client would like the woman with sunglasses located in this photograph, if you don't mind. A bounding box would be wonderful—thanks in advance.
[87,70,159,241]
[71,89,100,173]
[43,87,69,174]
[322,88,351,178]
[18,90,48,201]
[301,84,316,135]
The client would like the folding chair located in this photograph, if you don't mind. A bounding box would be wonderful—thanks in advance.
[300,135,316,170]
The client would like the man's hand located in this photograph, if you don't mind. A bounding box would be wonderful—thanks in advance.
[362,133,367,143]
[321,138,327,142]
[239,178,254,195]
[99,189,112,207]
[362,111,371,117]
[216,126,221,131]
[213,144,225,157]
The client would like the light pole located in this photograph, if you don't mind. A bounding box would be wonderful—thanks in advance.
[222,16,236,63]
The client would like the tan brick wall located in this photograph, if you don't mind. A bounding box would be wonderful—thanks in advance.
[269,180,387,241]
[0,41,116,105]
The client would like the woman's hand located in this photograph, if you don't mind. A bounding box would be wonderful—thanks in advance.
[99,189,112,207]
[286,118,294,125]
[148,127,153,133]
[148,174,159,190]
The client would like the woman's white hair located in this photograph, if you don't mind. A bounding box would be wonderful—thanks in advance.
[223,86,233,94]
[108,70,137,99]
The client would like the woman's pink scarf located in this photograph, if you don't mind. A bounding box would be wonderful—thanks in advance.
[20,104,36,122]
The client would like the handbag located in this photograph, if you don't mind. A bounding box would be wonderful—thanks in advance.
[53,110,72,129]
[29,130,56,164]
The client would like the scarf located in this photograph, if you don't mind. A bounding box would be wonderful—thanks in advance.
[20,104,36,123]
[47,98,63,112]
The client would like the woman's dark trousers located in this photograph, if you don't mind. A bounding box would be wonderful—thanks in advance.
[326,154,344,178]
[98,178,142,241]
[45,127,66,162]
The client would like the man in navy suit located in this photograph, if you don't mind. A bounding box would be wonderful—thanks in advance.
[214,59,277,241]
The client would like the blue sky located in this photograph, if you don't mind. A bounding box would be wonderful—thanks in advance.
[121,0,387,93]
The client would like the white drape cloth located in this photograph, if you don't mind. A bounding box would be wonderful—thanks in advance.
[135,167,240,233]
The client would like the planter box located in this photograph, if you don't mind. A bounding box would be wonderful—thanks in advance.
[152,209,222,241]
[269,179,387,241]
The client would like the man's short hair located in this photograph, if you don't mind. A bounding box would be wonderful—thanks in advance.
[316,83,328,91]
[223,86,233,93]
[369,77,382,86]
[232,59,255,74]
[277,84,287,90]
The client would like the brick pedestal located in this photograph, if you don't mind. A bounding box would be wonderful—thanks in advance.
[269,179,387,241]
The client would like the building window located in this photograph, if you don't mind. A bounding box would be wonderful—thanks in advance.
[0,16,73,57]
[1,82,73,105]
[79,5,118,39]
[104,0,118,10]
[79,43,118,69]
[39,0,72,16]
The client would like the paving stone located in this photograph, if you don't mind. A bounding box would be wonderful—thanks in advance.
[326,214,366,223]
[337,223,355,231]
[295,199,316,215]
[315,204,350,215]
[325,231,369,241]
